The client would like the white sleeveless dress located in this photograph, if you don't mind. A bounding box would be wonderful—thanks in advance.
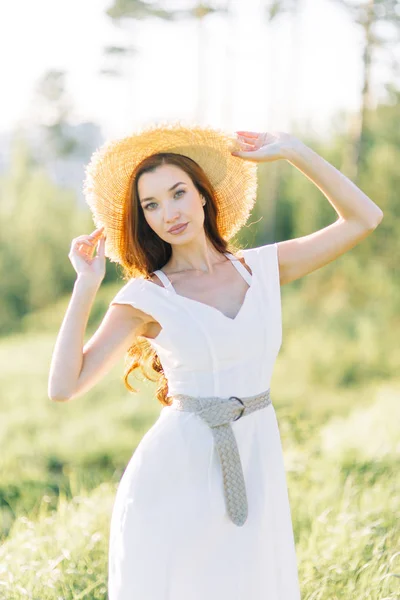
[107,243,301,600]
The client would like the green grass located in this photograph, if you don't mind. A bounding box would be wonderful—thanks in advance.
[0,483,112,599]
[0,286,398,599]
[0,327,160,537]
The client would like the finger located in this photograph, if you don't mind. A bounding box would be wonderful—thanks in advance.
[231,149,266,162]
[235,131,259,138]
[74,239,94,248]
[237,140,255,149]
[89,227,104,238]
[79,246,94,258]
[90,229,104,238]
[74,233,99,245]
[98,235,106,256]
[237,135,257,144]
[236,131,258,139]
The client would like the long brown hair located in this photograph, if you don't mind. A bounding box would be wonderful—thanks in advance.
[120,152,240,406]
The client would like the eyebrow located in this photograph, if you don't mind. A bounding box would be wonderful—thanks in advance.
[140,182,187,204]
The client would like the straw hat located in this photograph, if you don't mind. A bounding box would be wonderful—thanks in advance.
[83,121,258,269]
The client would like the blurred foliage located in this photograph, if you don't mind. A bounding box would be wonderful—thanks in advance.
[0,135,118,336]
[0,319,398,597]
[0,93,398,384]
[0,71,399,597]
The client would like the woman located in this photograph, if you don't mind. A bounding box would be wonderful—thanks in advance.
[48,122,383,599]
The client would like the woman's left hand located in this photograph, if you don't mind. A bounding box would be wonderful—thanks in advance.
[231,130,297,163]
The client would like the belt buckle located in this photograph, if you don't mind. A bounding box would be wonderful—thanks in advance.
[229,396,245,421]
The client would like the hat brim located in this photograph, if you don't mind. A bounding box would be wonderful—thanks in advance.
[83,121,258,269]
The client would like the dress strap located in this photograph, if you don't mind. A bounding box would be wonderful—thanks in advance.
[224,253,252,286]
[153,269,176,293]
[154,253,251,291]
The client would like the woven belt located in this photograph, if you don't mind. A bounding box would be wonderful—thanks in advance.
[170,388,271,527]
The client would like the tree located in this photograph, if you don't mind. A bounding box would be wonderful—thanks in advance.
[104,0,227,123]
[249,1,304,244]
[28,70,79,158]
[332,0,400,182]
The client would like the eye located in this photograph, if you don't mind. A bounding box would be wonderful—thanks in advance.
[144,202,157,210]
[175,189,185,198]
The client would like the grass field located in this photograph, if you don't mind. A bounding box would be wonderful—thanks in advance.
[0,285,398,599]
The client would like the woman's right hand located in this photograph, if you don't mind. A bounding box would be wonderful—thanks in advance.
[68,226,107,283]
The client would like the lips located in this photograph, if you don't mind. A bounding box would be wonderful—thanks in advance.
[168,223,188,233]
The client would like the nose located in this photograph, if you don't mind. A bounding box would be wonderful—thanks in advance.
[163,202,181,223]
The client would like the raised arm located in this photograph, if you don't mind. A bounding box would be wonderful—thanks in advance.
[48,226,150,401]
[233,131,384,286]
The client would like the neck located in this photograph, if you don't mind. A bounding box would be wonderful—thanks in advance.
[165,237,228,275]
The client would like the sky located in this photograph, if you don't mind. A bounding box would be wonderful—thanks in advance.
[0,0,392,142]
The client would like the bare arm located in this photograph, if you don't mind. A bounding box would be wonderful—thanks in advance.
[282,140,383,227]
[48,275,100,400]
[48,226,154,401]
[234,132,384,285]
[48,275,150,402]
[274,140,383,286]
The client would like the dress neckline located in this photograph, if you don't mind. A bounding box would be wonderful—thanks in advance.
[144,251,254,323]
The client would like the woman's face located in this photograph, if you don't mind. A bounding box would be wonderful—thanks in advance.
[137,164,205,243]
